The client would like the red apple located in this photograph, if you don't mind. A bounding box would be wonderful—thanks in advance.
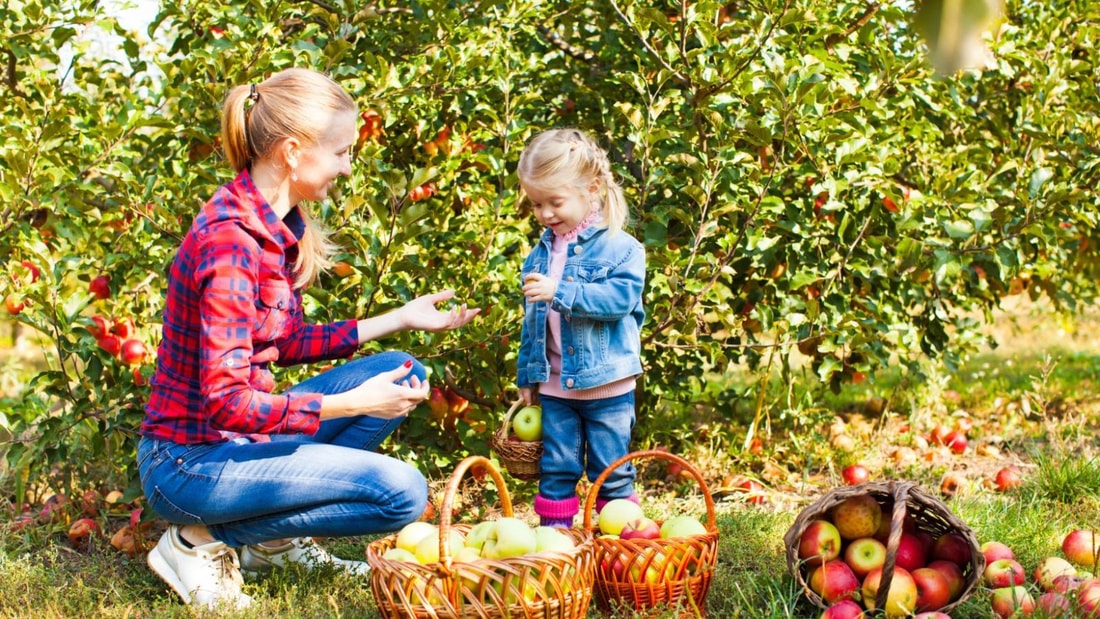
[989,585,1034,618]
[943,430,967,454]
[912,567,952,612]
[929,424,951,446]
[810,560,861,604]
[861,566,918,617]
[914,613,952,619]
[111,318,135,339]
[894,532,929,572]
[620,517,661,541]
[842,464,869,486]
[994,465,1023,492]
[799,520,842,566]
[68,517,100,550]
[1078,578,1100,615]
[981,540,1015,564]
[120,339,147,365]
[16,260,40,283]
[983,558,1026,588]
[821,599,864,619]
[927,560,965,601]
[89,274,111,299]
[3,294,24,315]
[97,334,122,357]
[1063,529,1100,569]
[1035,591,1073,618]
[843,537,887,578]
[1051,573,1088,594]
[1034,556,1078,590]
[931,532,972,566]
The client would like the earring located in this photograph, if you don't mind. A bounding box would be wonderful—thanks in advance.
[290,168,298,182]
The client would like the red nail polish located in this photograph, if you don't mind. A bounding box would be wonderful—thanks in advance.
[404,360,413,368]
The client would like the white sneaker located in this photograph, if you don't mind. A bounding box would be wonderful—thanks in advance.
[240,537,370,576]
[147,525,253,610]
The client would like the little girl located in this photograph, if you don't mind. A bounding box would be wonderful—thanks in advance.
[515,128,646,528]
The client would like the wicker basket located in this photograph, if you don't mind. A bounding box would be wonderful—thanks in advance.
[582,450,720,617]
[366,455,595,619]
[783,480,984,614]
[489,399,543,481]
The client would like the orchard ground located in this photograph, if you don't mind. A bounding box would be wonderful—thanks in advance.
[2,298,1100,618]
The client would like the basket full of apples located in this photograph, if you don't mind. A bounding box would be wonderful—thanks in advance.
[783,480,984,617]
[490,399,544,481]
[583,450,720,617]
[366,455,596,618]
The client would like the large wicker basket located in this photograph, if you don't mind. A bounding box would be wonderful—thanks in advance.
[366,455,595,619]
[583,450,720,617]
[489,399,543,481]
[783,480,984,614]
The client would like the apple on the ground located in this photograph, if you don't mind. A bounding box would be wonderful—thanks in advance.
[981,540,1014,564]
[1062,529,1100,569]
[1034,555,1078,591]
[989,586,1035,618]
[983,558,1026,588]
[798,519,842,566]
[843,536,886,578]
[512,405,543,441]
[842,464,869,485]
[1035,591,1072,617]
[1078,578,1100,614]
[994,465,1023,492]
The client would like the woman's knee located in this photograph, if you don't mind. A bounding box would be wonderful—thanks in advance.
[388,464,429,523]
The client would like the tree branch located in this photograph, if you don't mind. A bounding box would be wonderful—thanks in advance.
[607,0,693,90]
[825,3,880,50]
[536,24,598,64]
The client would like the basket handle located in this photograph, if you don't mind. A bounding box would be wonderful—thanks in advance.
[437,455,514,570]
[581,449,718,532]
[493,398,528,439]
[876,480,917,612]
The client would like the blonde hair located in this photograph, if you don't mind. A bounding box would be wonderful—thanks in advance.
[516,128,629,234]
[221,68,355,289]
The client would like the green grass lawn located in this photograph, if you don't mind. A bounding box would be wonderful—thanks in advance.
[3,302,1100,618]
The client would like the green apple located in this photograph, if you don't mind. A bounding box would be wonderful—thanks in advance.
[534,526,575,553]
[414,527,465,564]
[483,517,537,559]
[629,548,673,584]
[598,499,645,536]
[382,547,420,563]
[453,545,483,563]
[465,520,496,551]
[396,521,438,553]
[660,514,707,539]
[512,405,542,441]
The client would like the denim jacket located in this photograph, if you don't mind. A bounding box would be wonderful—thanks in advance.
[517,225,645,391]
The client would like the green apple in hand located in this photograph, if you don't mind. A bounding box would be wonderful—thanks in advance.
[512,405,543,441]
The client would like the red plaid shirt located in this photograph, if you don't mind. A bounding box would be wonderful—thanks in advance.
[141,169,359,444]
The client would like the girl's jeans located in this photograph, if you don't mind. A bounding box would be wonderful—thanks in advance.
[136,351,429,547]
[537,391,636,501]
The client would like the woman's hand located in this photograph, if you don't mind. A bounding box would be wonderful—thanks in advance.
[321,362,430,420]
[522,273,556,303]
[400,289,481,332]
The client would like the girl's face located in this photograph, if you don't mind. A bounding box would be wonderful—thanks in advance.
[523,181,597,236]
[290,110,356,204]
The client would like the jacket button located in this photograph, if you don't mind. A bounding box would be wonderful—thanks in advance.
[573,246,583,254]
[566,276,574,282]
[567,346,574,355]
[566,378,575,388]
[176,458,183,465]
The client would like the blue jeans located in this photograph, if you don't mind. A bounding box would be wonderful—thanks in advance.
[538,392,636,501]
[136,351,429,547]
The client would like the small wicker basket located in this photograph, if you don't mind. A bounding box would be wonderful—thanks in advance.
[583,450,720,617]
[783,480,984,614]
[366,455,595,619]
[489,399,543,481]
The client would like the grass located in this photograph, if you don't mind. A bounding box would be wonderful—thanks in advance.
[4,301,1100,617]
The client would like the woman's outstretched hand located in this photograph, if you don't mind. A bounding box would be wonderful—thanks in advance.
[401,289,481,332]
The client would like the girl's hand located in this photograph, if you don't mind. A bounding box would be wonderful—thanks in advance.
[401,290,481,332]
[520,387,538,406]
[522,273,556,303]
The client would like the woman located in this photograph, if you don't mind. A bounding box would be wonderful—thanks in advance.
[137,67,479,609]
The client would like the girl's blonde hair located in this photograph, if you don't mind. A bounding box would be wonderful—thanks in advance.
[221,68,355,289]
[516,128,629,234]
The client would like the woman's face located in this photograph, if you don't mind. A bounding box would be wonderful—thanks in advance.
[290,109,356,203]
[523,181,597,236]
